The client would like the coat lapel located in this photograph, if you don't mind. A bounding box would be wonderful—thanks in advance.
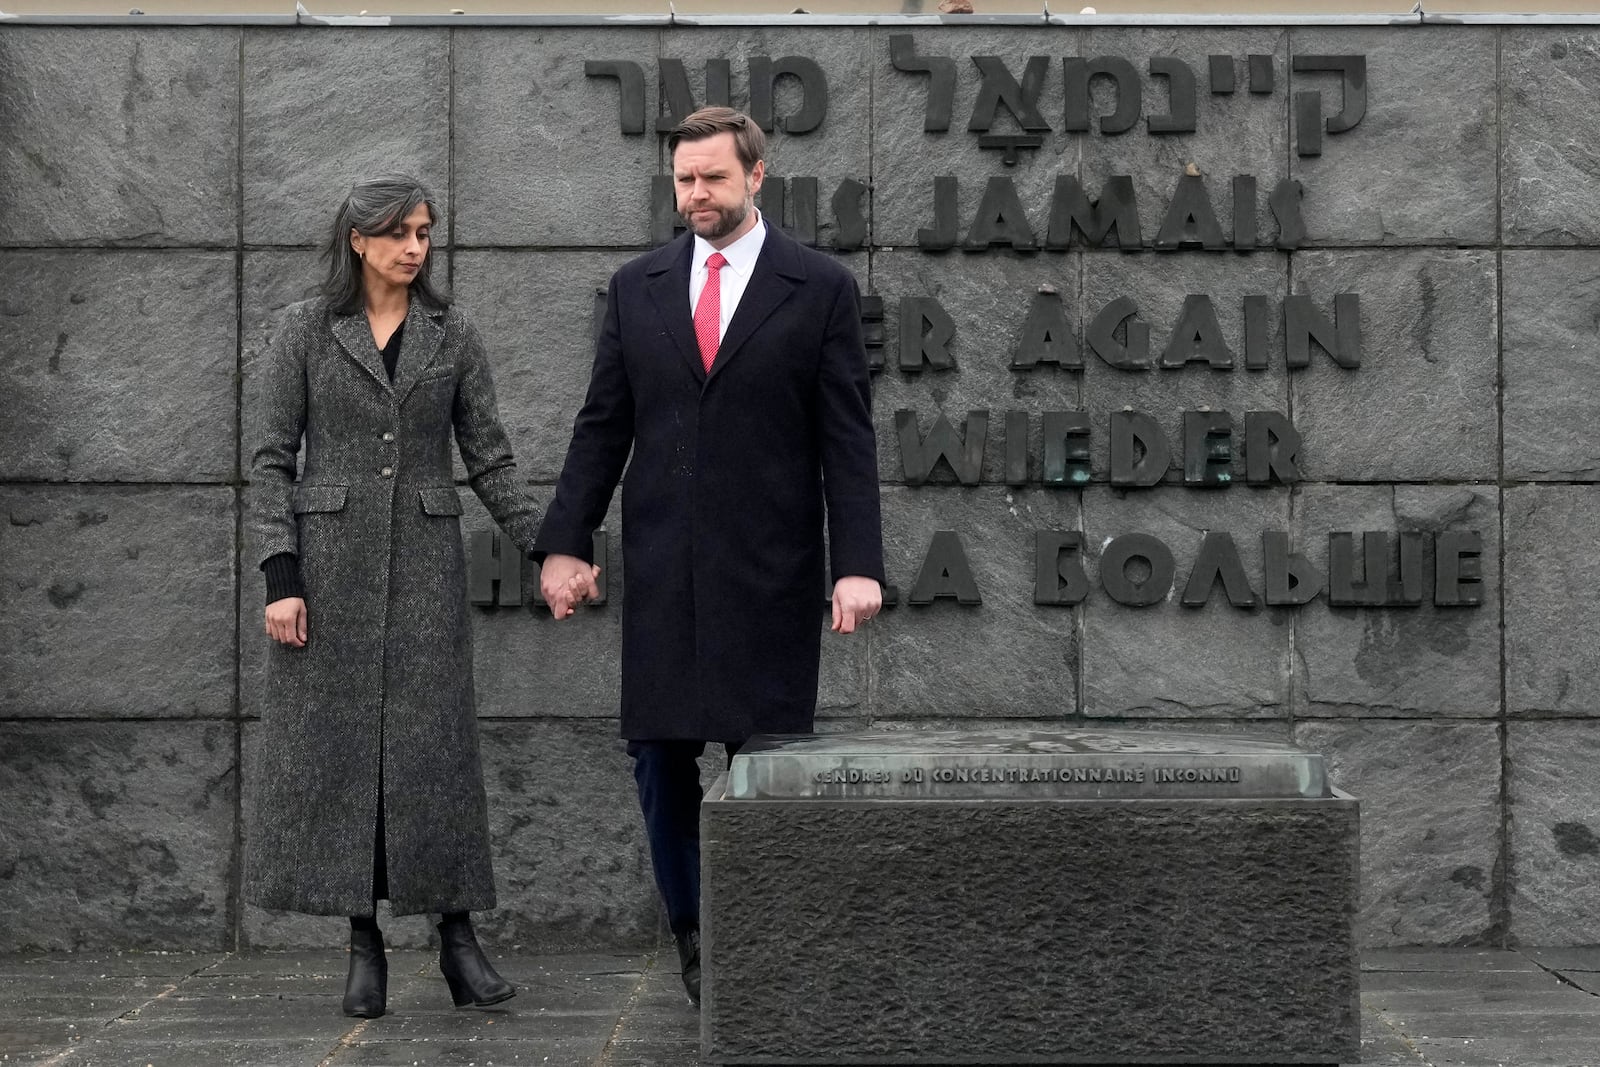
[393,301,447,405]
[330,311,391,393]
[707,226,803,385]
[644,235,705,383]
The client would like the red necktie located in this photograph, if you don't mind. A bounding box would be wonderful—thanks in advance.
[694,252,727,373]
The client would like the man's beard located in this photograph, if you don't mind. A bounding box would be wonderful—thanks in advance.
[685,198,751,241]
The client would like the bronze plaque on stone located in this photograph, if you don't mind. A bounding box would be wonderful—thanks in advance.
[726,729,1329,801]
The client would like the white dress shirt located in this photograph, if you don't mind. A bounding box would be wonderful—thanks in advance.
[688,210,768,346]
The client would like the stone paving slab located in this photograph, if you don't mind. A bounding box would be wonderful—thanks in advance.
[5,948,1600,1066]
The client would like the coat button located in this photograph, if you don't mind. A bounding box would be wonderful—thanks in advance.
[380,466,393,477]
[382,432,395,442]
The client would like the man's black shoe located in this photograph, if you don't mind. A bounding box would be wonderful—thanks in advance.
[675,927,701,1007]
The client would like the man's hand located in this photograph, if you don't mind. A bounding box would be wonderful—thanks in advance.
[540,553,602,619]
[831,576,882,634]
[265,596,307,647]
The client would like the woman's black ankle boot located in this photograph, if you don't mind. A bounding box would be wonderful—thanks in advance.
[343,925,387,1019]
[437,916,515,1008]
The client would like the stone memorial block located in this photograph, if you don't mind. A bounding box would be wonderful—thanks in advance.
[454,28,659,247]
[1508,721,1600,946]
[1289,27,1496,246]
[1502,29,1600,246]
[0,251,237,482]
[0,27,238,246]
[1296,720,1498,948]
[874,487,1080,719]
[1080,486,1292,719]
[702,729,1359,1065]
[242,28,451,247]
[1505,485,1600,716]
[1502,250,1600,482]
[1291,249,1497,482]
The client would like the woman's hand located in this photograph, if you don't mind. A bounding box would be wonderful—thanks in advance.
[265,597,308,647]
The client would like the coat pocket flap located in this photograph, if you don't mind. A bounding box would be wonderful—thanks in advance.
[292,484,349,514]
[418,486,463,516]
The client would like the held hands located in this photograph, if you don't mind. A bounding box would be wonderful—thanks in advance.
[265,597,308,647]
[831,576,882,634]
[539,553,603,619]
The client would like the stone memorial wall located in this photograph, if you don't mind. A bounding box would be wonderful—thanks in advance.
[1,14,1597,953]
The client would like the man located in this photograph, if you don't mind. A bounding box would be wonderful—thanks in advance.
[533,106,884,1006]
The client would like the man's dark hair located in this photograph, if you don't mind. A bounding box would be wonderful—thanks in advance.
[667,107,766,173]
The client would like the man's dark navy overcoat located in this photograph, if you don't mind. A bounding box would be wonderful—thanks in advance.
[534,226,885,741]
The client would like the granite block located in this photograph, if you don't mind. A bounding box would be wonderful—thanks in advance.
[1079,249,1290,480]
[1292,484,1501,718]
[870,249,1084,485]
[452,249,637,484]
[1079,27,1290,245]
[1289,27,1497,245]
[0,722,236,952]
[1504,485,1600,716]
[0,28,239,246]
[462,491,624,719]
[239,249,323,500]
[873,486,1080,718]
[1291,249,1498,481]
[1080,486,1293,718]
[1502,29,1600,245]
[453,29,659,247]
[0,251,237,482]
[872,28,1081,249]
[0,486,236,719]
[703,787,1360,1063]
[1294,720,1498,947]
[1503,250,1600,481]
[1508,721,1600,945]
[242,28,451,247]
[659,28,872,252]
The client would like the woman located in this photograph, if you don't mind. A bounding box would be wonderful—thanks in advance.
[246,174,541,1019]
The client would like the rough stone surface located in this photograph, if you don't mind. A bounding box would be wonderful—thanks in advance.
[871,249,1085,485]
[1080,486,1292,719]
[1504,485,1600,716]
[453,29,659,247]
[464,491,626,719]
[873,486,1080,718]
[242,29,450,247]
[1079,249,1289,480]
[703,793,1360,1063]
[243,720,658,950]
[660,28,872,252]
[1294,720,1498,947]
[1079,27,1290,243]
[1291,249,1498,481]
[454,249,638,484]
[1502,29,1600,245]
[1508,722,1600,944]
[871,28,1084,249]
[1289,27,1497,246]
[0,486,235,718]
[239,249,323,497]
[1292,484,1500,718]
[0,722,236,952]
[0,251,237,482]
[1503,250,1600,480]
[0,28,239,247]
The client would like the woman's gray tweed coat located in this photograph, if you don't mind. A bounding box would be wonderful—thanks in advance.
[245,296,538,917]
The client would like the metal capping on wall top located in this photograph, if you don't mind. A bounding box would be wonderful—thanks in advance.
[7,10,1600,25]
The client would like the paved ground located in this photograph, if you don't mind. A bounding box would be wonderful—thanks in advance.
[4,946,1600,1066]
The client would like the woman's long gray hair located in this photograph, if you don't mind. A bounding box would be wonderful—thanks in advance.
[321,174,451,315]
